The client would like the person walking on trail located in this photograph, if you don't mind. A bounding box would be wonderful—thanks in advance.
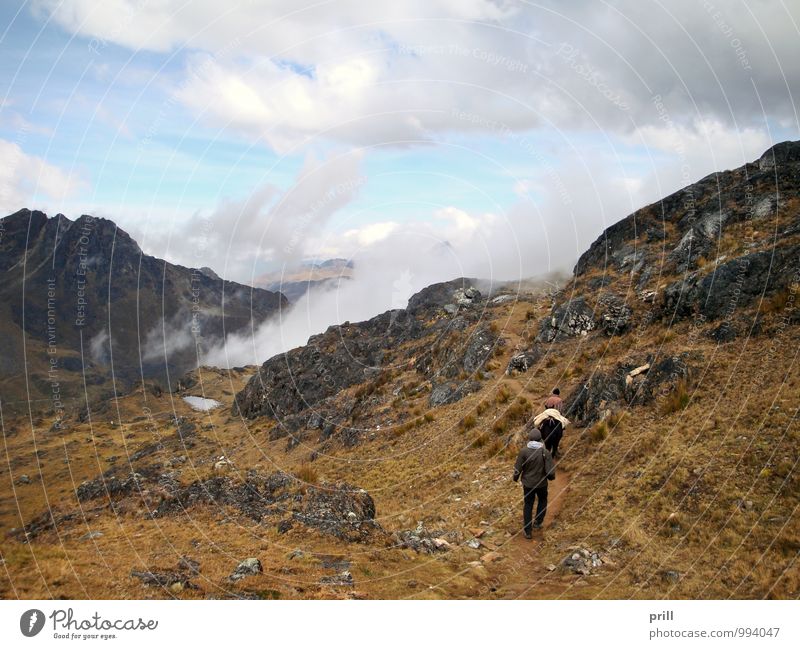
[544,388,563,412]
[513,429,555,538]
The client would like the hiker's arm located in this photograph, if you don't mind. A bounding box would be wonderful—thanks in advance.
[513,450,524,482]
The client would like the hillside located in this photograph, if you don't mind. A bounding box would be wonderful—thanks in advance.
[0,210,287,413]
[0,142,798,600]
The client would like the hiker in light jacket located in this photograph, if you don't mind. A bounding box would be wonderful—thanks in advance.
[513,428,556,538]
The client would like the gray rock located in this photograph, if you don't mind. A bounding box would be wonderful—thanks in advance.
[453,286,481,306]
[320,570,353,586]
[16,474,31,485]
[536,297,595,342]
[491,294,516,305]
[598,294,632,336]
[229,558,263,582]
[506,347,543,374]
[80,531,103,540]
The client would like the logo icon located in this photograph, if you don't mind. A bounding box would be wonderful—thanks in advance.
[20,609,45,637]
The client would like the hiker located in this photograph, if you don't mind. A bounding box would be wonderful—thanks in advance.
[512,428,555,538]
[544,388,563,412]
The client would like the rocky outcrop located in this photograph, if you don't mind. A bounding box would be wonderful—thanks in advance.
[0,209,286,402]
[659,244,800,322]
[564,354,693,425]
[536,297,595,342]
[506,346,543,374]
[598,294,633,336]
[234,281,491,420]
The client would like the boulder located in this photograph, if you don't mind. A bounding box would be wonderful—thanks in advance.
[506,347,543,374]
[536,297,595,342]
[229,558,263,582]
[598,294,632,336]
[565,354,693,425]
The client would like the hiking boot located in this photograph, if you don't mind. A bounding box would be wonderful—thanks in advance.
[532,522,543,530]
[524,532,532,540]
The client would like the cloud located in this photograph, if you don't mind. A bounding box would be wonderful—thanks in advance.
[0,139,87,214]
[131,149,366,282]
[35,0,800,152]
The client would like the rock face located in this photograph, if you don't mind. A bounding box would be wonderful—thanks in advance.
[597,294,632,336]
[545,141,800,350]
[536,297,595,342]
[233,279,496,430]
[564,354,693,425]
[506,347,543,374]
[0,210,286,404]
[659,244,800,322]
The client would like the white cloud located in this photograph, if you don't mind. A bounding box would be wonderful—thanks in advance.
[0,139,87,214]
[35,0,800,153]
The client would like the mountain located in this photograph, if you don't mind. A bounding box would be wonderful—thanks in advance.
[1,143,798,600]
[0,209,287,413]
[256,258,354,301]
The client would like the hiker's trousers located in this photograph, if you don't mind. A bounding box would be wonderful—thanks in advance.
[522,484,548,532]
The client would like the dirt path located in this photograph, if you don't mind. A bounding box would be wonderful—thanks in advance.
[497,467,570,599]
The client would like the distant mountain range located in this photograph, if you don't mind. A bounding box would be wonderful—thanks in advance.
[255,258,354,301]
[0,209,286,413]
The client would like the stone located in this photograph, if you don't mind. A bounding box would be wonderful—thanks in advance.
[453,286,481,306]
[17,474,31,485]
[561,547,602,575]
[467,539,482,550]
[491,294,515,305]
[80,531,103,541]
[506,347,542,374]
[229,558,263,582]
[213,457,232,473]
[177,556,200,575]
[320,570,354,586]
[598,294,632,336]
[480,551,502,564]
[536,297,595,342]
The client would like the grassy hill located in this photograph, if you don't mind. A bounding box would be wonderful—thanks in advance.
[1,143,798,600]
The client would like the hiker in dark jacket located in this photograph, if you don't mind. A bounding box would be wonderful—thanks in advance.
[544,388,563,412]
[513,428,556,538]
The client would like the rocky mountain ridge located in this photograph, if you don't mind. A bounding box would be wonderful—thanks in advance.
[0,209,287,411]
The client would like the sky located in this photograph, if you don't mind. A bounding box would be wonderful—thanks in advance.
[1,1,799,363]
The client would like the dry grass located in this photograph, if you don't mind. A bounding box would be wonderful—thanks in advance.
[2,284,798,601]
[296,464,319,485]
[661,379,691,414]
